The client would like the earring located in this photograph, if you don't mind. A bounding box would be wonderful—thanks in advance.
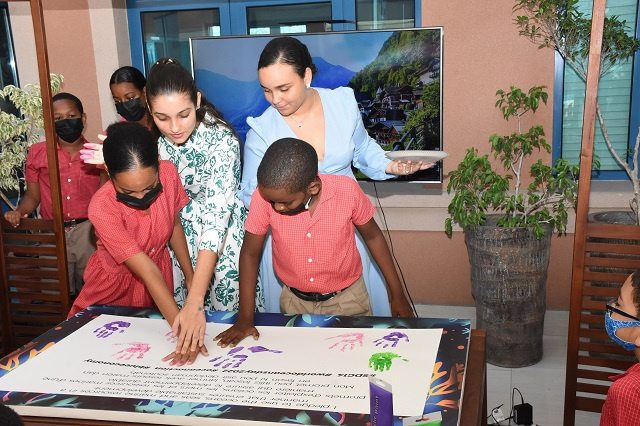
[306,83,311,89]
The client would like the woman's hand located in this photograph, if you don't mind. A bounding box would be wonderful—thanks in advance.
[171,302,207,355]
[385,160,434,176]
[162,345,208,366]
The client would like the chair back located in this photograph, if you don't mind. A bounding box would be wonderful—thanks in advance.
[0,217,70,356]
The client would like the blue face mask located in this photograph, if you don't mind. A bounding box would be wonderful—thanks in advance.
[605,311,640,351]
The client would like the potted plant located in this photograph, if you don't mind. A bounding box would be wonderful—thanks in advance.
[445,85,579,367]
[514,0,640,224]
[0,74,64,211]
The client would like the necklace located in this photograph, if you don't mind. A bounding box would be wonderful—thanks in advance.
[288,90,315,128]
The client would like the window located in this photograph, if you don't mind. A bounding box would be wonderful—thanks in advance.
[128,1,422,73]
[558,0,638,176]
[356,0,414,30]
[0,4,17,89]
[141,9,220,73]
[247,3,332,35]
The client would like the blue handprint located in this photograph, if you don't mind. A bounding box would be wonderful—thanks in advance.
[374,332,409,348]
[209,346,283,369]
[94,321,131,338]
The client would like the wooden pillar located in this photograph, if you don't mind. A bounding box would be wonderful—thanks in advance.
[564,0,606,424]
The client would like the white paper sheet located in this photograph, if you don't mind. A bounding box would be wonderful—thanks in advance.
[0,314,441,416]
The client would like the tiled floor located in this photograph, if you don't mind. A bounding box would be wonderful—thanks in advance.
[415,305,602,426]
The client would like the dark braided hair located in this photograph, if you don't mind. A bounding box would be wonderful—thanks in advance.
[257,138,317,194]
[103,121,159,177]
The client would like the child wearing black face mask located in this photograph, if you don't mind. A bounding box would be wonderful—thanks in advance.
[68,122,206,366]
[81,66,160,186]
[4,92,100,296]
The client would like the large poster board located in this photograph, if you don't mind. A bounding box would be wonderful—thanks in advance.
[0,307,471,425]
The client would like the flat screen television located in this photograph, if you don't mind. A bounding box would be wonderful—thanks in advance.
[191,27,443,182]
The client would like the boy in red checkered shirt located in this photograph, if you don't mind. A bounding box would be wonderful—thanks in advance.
[216,137,413,347]
[601,271,640,426]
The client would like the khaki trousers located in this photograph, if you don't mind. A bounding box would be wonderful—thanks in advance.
[280,275,373,316]
[65,220,96,294]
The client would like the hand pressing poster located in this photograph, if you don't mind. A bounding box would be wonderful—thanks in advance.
[0,314,442,421]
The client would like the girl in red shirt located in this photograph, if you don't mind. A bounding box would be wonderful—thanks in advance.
[69,121,207,365]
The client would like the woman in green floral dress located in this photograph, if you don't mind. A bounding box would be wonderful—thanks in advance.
[146,58,265,316]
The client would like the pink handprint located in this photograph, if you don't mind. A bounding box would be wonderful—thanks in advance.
[326,333,364,351]
[165,331,178,344]
[374,332,409,348]
[113,342,151,360]
[209,346,283,369]
[93,321,131,338]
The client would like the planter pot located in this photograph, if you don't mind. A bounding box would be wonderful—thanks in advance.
[465,218,551,367]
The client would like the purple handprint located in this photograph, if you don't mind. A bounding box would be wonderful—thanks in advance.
[209,346,283,369]
[246,346,283,354]
[326,333,364,351]
[374,332,409,349]
[94,321,131,338]
[113,342,150,360]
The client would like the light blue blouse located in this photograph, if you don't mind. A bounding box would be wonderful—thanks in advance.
[239,87,394,206]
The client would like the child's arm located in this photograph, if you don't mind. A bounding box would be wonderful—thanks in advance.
[214,231,265,347]
[123,251,201,365]
[3,181,41,227]
[356,218,414,317]
[168,213,208,356]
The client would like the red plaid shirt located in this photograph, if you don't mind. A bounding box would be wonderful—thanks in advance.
[25,138,100,220]
[245,174,375,293]
[601,363,640,426]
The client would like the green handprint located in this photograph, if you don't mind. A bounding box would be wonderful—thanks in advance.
[368,352,408,371]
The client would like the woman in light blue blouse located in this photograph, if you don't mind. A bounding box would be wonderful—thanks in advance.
[239,37,429,316]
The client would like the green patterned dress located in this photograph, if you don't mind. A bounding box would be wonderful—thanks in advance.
[159,118,264,312]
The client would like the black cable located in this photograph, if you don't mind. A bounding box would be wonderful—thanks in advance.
[372,181,419,318]
[510,387,525,425]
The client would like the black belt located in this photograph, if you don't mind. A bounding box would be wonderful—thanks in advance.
[64,218,88,227]
[288,286,343,302]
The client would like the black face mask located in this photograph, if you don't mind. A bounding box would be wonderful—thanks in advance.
[55,118,84,143]
[115,98,147,122]
[272,195,313,215]
[116,181,163,209]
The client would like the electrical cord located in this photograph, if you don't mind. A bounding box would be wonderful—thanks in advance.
[487,403,513,425]
[372,181,419,318]
[511,387,525,425]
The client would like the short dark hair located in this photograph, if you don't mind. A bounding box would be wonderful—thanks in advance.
[258,37,318,79]
[109,66,146,91]
[257,138,317,193]
[53,92,83,115]
[631,270,640,317]
[0,403,24,426]
[103,121,158,177]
